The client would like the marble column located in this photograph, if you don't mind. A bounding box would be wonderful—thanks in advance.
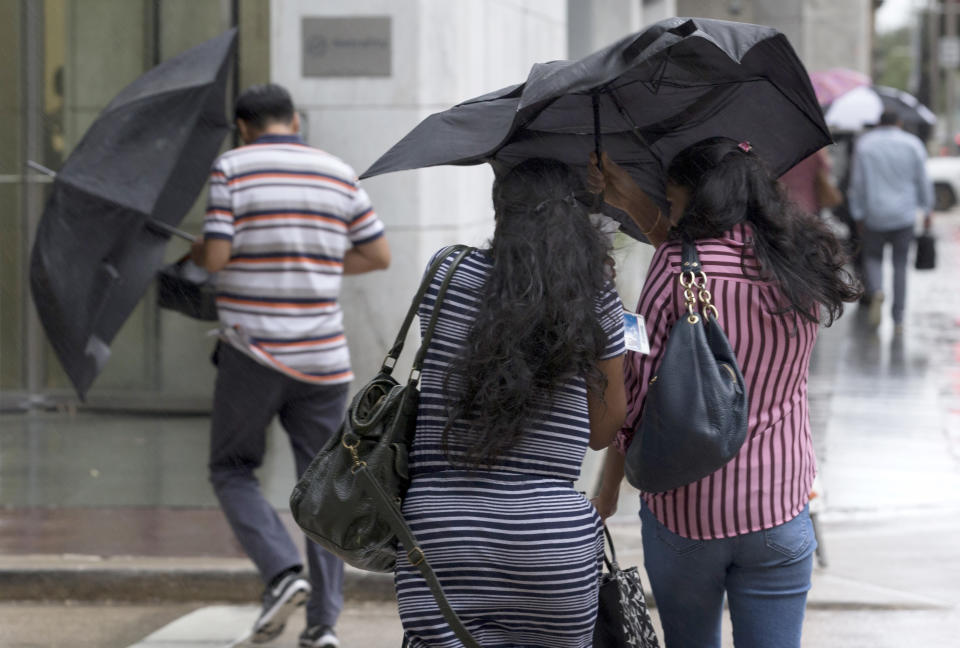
[271,0,568,383]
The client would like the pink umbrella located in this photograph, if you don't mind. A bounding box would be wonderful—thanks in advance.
[809,67,871,106]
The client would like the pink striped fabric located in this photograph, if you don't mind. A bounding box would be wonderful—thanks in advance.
[616,223,817,539]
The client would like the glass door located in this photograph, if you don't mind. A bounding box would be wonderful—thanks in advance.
[1,0,261,411]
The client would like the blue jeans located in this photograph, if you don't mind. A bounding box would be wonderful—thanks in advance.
[640,502,815,648]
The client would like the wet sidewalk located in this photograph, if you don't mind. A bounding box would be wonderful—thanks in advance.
[2,216,960,633]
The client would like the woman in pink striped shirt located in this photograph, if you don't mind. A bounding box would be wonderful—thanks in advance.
[589,138,860,648]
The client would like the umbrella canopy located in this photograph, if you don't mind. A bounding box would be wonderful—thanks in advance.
[29,28,236,399]
[823,85,883,132]
[809,67,870,106]
[362,17,830,234]
[824,84,936,138]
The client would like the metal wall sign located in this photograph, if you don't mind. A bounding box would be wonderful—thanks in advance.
[302,17,391,77]
[940,36,960,69]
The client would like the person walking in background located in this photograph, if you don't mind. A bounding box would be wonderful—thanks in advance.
[395,159,626,647]
[191,83,390,647]
[847,110,934,332]
[779,148,840,218]
[588,139,860,648]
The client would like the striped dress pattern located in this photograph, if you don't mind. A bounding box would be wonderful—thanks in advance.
[616,223,818,539]
[395,249,625,648]
[202,134,385,385]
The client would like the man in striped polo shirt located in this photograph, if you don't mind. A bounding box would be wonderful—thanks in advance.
[191,84,390,647]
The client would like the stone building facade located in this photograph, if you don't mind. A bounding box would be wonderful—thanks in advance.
[2,0,873,411]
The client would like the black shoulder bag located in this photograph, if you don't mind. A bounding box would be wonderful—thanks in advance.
[625,241,749,493]
[290,244,481,648]
[915,225,936,270]
[156,253,218,321]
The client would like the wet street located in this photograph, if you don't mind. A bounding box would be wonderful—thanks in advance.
[1,214,959,647]
[809,224,960,519]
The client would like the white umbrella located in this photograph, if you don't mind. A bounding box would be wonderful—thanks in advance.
[824,85,884,132]
[824,85,936,135]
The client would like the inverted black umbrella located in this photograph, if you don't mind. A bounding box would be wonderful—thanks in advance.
[362,17,831,235]
[29,28,236,399]
[361,81,664,241]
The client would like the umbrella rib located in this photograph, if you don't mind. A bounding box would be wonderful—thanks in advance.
[53,174,152,216]
[607,88,654,150]
[635,84,745,146]
[145,220,196,242]
[566,78,759,96]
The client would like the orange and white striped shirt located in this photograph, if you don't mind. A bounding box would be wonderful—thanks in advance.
[203,134,384,385]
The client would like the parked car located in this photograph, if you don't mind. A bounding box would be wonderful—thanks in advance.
[926,155,960,211]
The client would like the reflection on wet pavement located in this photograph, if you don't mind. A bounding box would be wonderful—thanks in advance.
[0,414,297,509]
[0,413,300,556]
[808,216,960,516]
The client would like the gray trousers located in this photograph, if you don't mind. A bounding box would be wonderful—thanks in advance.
[861,224,914,325]
[209,344,350,628]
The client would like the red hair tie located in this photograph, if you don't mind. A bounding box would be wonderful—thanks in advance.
[738,141,752,153]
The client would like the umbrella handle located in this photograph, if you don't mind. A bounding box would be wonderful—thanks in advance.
[592,93,603,171]
[592,93,604,212]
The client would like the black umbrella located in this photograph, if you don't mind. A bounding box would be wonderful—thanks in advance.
[29,28,236,399]
[362,17,830,235]
[875,86,936,140]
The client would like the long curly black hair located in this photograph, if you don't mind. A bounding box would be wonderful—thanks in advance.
[442,158,612,468]
[667,137,861,325]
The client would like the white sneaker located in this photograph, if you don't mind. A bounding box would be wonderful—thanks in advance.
[251,571,312,643]
[299,624,340,648]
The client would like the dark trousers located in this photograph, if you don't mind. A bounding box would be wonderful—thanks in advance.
[209,344,350,627]
[862,224,914,324]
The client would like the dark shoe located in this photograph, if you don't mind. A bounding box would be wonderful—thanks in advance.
[251,571,312,643]
[299,624,340,648]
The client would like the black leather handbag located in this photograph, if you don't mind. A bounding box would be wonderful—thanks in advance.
[290,244,470,571]
[625,241,748,493]
[593,526,660,648]
[156,254,218,321]
[290,245,481,647]
[915,229,936,270]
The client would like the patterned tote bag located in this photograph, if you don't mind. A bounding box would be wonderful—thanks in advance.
[593,526,660,648]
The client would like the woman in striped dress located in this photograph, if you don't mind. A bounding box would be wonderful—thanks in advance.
[589,138,860,648]
[395,159,627,647]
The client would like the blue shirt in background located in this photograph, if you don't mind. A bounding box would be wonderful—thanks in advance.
[848,126,933,231]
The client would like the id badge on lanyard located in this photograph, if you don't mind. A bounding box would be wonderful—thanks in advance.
[622,310,650,355]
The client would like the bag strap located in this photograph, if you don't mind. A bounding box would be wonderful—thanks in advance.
[407,246,472,385]
[356,465,483,648]
[601,524,620,572]
[358,248,479,644]
[679,241,720,322]
[381,245,471,376]
[680,240,702,273]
